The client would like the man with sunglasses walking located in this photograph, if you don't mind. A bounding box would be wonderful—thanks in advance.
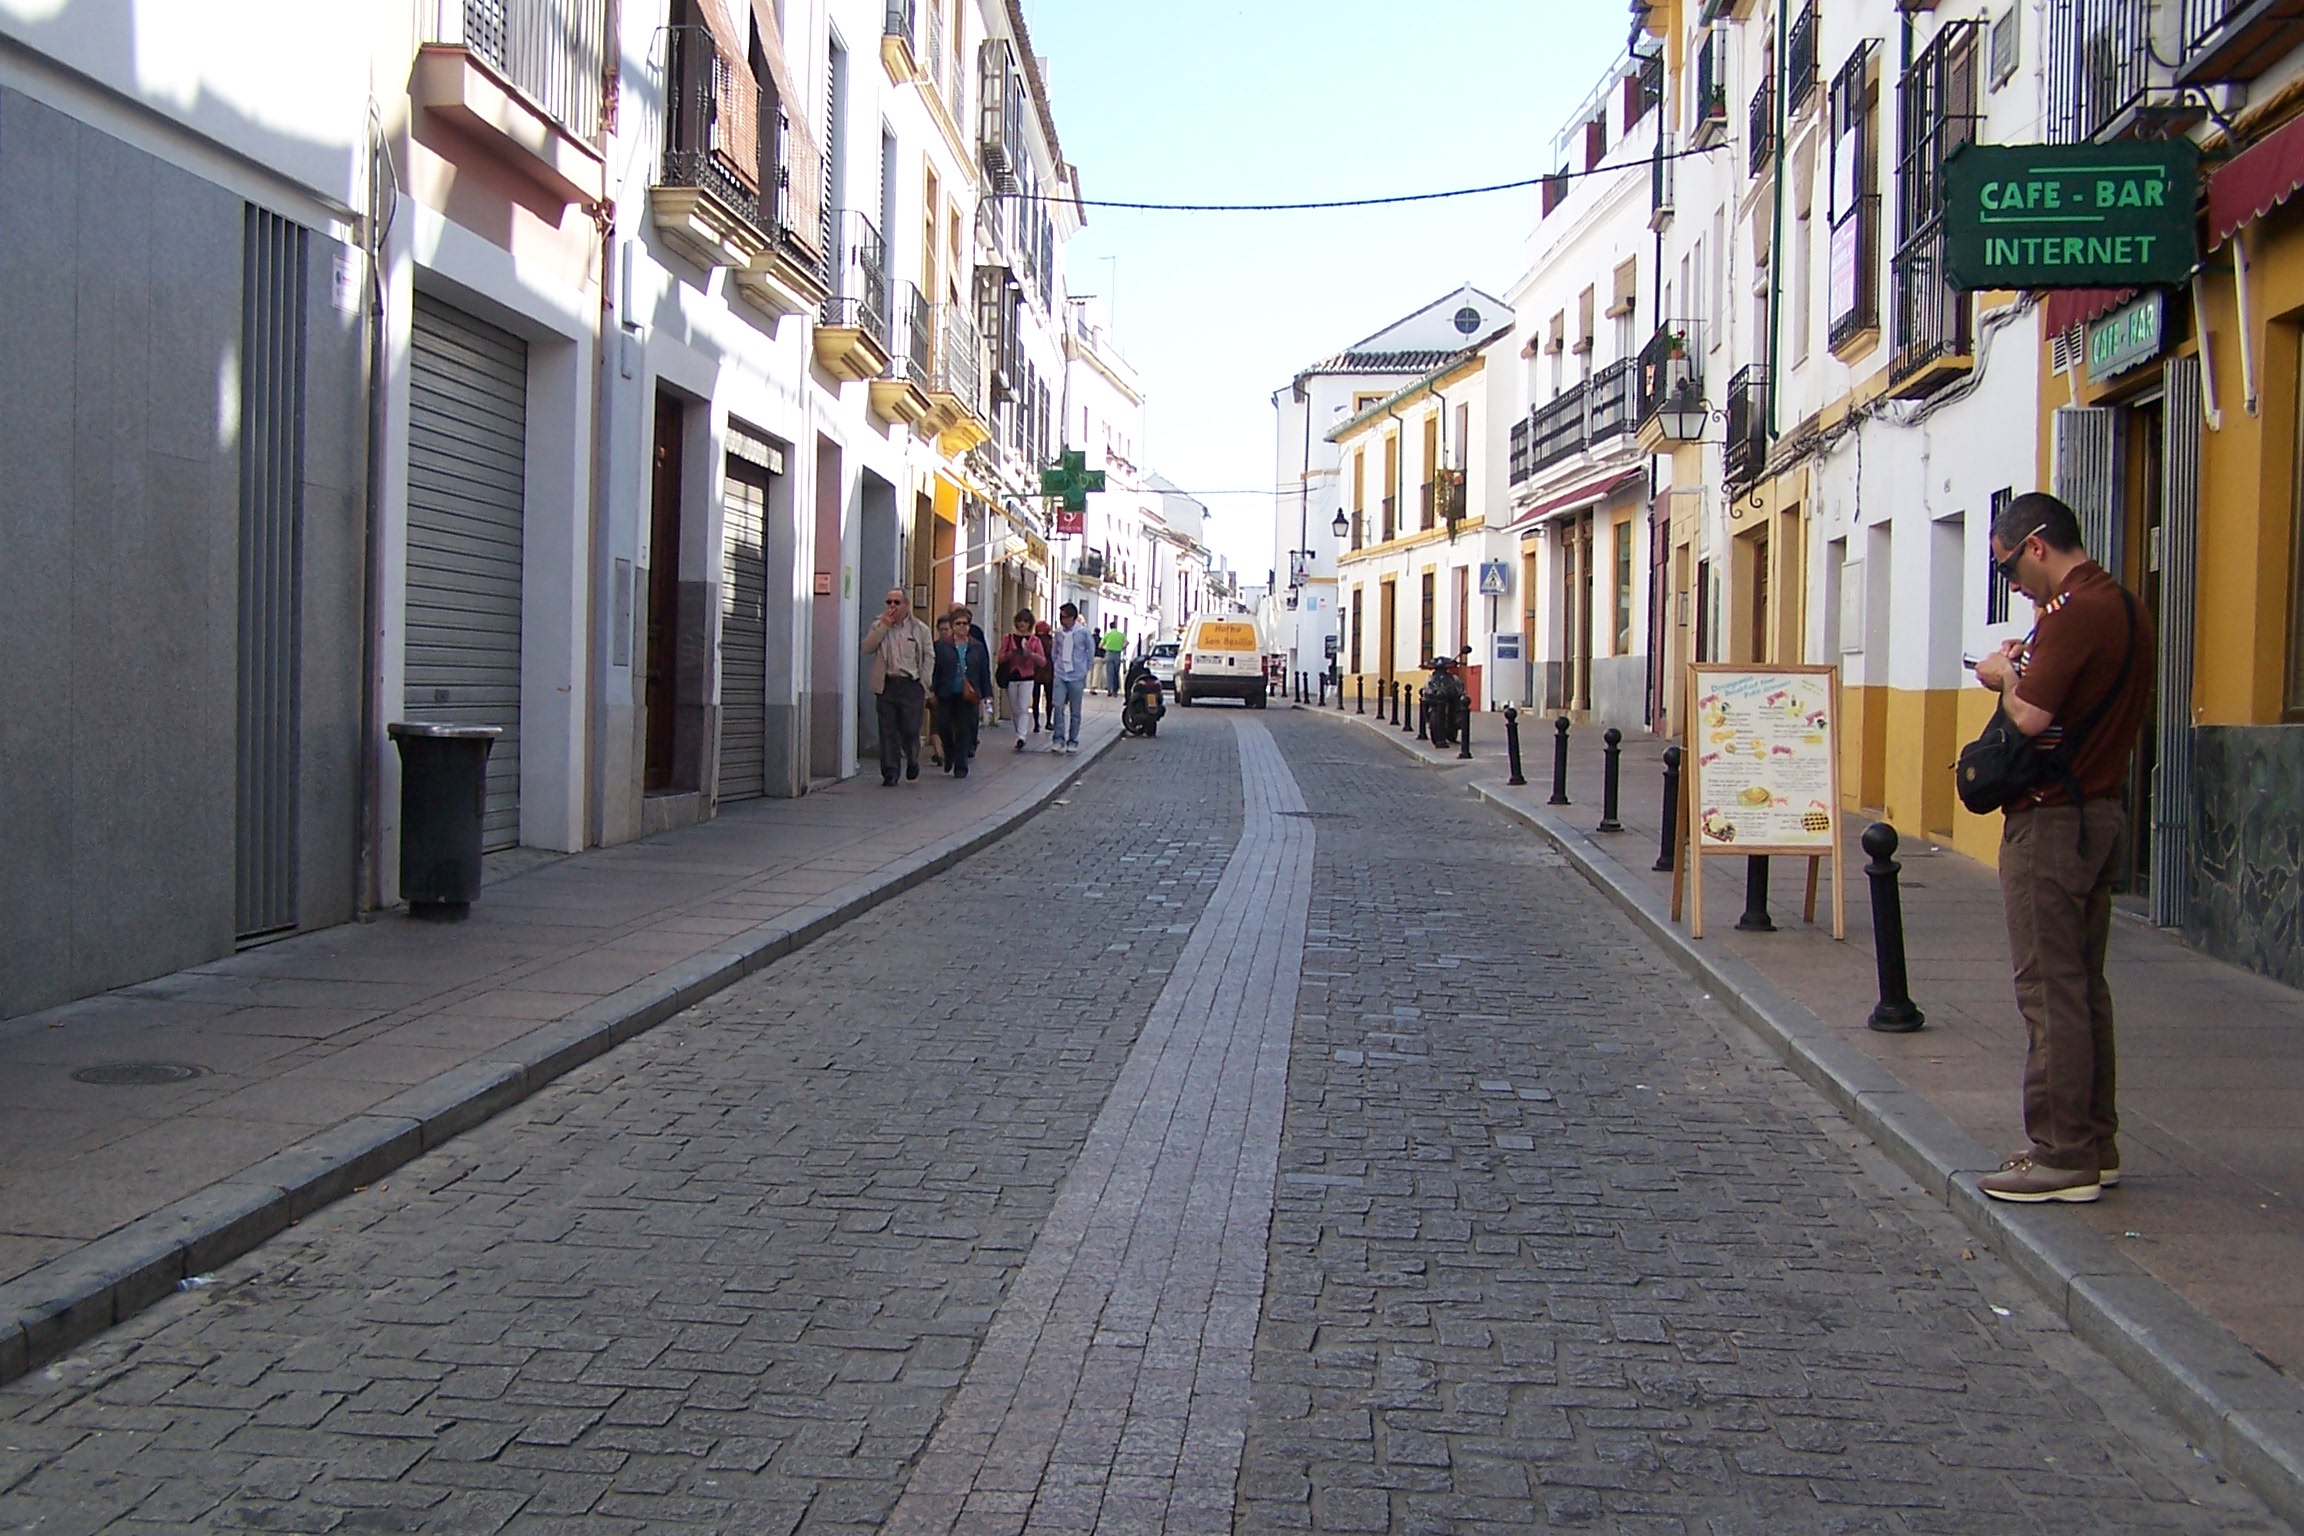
[864,588,934,787]
[1971,492,2153,1204]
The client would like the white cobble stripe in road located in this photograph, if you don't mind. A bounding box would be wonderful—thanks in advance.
[888,719,1314,1536]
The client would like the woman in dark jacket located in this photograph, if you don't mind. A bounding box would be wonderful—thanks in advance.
[932,604,994,777]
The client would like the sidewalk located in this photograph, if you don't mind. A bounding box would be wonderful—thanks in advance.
[1314,697,2304,1525]
[0,704,1120,1382]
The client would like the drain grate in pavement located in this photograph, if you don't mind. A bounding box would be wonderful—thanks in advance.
[70,1062,207,1086]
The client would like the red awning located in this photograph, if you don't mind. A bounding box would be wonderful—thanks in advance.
[1506,467,1647,532]
[2043,287,2136,335]
[2210,108,2304,249]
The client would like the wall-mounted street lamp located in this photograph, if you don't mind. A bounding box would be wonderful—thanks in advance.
[1331,507,1350,538]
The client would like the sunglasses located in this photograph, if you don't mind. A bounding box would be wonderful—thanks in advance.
[1995,525,2046,583]
[885,598,905,605]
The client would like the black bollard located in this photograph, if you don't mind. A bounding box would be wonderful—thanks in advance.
[1318,673,1328,708]
[1863,823,1926,1032]
[1735,856,1775,932]
[1387,681,1397,724]
[1415,689,1428,739]
[1404,686,1417,735]
[1547,716,1570,805]
[1458,699,1473,760]
[1598,727,1624,832]
[1357,676,1365,715]
[1504,707,1527,786]
[1653,745,1682,871]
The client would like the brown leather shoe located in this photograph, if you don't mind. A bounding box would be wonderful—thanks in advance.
[2007,1145,2119,1188]
[1981,1153,2101,1204]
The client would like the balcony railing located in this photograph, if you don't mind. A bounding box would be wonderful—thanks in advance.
[1891,220,1971,389]
[1508,417,1533,485]
[1526,382,1588,473]
[2047,0,2154,142]
[891,282,932,391]
[2181,0,2304,79]
[930,302,983,414]
[1588,358,1634,442]
[1828,193,1881,351]
[1786,1,1819,116]
[1724,365,1770,491]
[1381,494,1397,542]
[1692,27,1729,146]
[661,24,760,223]
[822,209,888,345]
[1634,321,1703,427]
[1747,77,1774,178]
[427,0,607,141]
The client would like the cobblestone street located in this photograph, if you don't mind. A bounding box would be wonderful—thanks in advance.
[0,709,2283,1534]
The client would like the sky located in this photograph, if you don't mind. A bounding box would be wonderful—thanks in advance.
[1016,0,1635,581]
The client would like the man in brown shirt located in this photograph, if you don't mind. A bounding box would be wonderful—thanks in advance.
[1973,492,2152,1203]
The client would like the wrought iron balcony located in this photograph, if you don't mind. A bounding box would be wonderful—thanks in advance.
[930,303,982,414]
[1509,417,1533,485]
[1890,220,1972,397]
[1786,1,1819,116]
[2181,0,2304,81]
[1381,494,1397,542]
[894,284,932,390]
[1747,77,1773,178]
[424,0,607,142]
[1633,321,1703,431]
[2046,0,2155,142]
[1588,358,1634,443]
[1724,365,1770,492]
[815,210,890,382]
[1692,27,1729,148]
[1526,381,1589,473]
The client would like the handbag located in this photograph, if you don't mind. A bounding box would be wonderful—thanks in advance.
[1956,590,2136,817]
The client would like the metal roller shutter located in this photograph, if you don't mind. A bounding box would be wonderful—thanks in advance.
[406,293,527,851]
[719,461,770,800]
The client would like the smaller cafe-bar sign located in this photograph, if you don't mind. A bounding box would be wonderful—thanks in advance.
[1944,141,2199,290]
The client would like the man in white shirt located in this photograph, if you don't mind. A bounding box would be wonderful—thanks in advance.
[863,589,934,785]
[1048,602,1098,753]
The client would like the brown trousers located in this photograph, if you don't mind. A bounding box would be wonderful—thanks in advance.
[1999,801,2126,1172]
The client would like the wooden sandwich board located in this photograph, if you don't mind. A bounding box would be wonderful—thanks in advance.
[1671,664,1845,941]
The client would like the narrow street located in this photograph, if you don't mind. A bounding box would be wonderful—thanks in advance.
[0,709,2277,1535]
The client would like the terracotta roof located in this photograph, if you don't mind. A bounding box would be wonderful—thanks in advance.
[1302,348,1465,376]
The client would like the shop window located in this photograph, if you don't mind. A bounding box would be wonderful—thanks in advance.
[1614,519,1634,654]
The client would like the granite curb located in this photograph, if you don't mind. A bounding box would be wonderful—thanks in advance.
[0,732,1118,1389]
[1444,757,2304,1532]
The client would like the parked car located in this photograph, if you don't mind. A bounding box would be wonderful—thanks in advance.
[1144,641,1180,690]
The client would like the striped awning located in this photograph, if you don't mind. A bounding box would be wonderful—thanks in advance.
[2210,108,2304,249]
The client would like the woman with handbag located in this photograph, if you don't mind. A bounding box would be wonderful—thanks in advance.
[933,605,993,778]
[997,610,1047,754]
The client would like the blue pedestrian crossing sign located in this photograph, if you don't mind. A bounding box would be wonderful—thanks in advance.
[1478,561,1510,597]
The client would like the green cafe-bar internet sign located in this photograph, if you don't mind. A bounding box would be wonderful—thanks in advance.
[1943,140,2199,290]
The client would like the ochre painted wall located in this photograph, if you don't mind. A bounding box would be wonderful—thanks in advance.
[1841,684,1887,813]
[1950,687,2004,866]
[1880,688,1959,841]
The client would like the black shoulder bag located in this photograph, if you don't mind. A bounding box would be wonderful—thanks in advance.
[1955,590,2137,818]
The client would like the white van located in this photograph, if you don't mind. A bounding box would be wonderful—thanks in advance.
[1176,617,1266,708]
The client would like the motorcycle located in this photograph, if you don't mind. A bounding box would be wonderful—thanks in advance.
[1421,648,1471,750]
[1121,658,1168,738]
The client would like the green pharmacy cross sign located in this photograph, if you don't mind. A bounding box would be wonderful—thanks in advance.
[1039,450,1105,512]
[1943,140,2199,291]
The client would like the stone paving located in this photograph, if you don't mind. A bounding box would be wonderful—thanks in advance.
[0,707,1115,1295]
[0,706,2285,1533]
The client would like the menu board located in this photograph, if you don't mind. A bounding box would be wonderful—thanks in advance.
[1689,668,1836,851]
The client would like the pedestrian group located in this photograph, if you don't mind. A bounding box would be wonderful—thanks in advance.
[864,590,1110,787]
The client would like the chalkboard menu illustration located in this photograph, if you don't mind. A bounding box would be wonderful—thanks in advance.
[1677,665,1844,941]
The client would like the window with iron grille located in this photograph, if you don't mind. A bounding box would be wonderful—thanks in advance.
[1892,21,1981,382]
[1827,42,1880,350]
[1987,486,2015,624]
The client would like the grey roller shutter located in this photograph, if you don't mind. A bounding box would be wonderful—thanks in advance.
[406,293,527,852]
[2153,359,2201,930]
[719,461,769,800]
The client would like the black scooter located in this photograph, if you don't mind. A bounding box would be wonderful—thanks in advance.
[1121,659,1167,738]
[1422,649,1471,750]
